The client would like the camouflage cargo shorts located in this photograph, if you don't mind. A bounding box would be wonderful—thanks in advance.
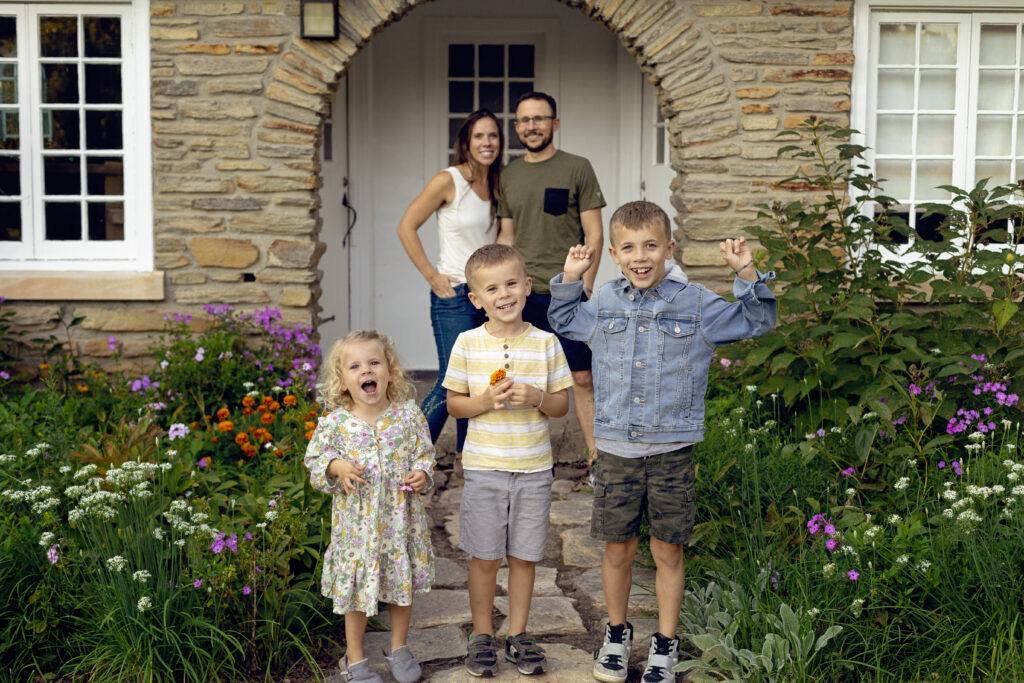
[590,446,695,545]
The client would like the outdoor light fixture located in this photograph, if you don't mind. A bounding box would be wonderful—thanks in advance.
[300,0,338,39]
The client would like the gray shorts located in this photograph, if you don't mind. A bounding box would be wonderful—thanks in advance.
[459,469,553,562]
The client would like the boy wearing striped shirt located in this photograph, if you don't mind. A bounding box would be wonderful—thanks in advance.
[444,244,574,677]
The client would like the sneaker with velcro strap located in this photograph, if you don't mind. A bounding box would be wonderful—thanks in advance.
[465,633,499,677]
[641,632,680,683]
[592,621,633,683]
[504,632,547,674]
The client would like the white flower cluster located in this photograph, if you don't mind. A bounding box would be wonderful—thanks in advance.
[39,531,56,547]
[25,443,50,457]
[0,453,16,464]
[850,598,865,618]
[133,570,151,584]
[887,514,902,525]
[106,555,128,572]
[863,525,882,541]
[893,477,910,491]
[137,596,152,613]
[822,563,837,579]
[74,463,99,480]
[162,499,214,538]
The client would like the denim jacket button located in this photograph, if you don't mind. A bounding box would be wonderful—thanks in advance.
[633,397,641,403]
[629,294,635,301]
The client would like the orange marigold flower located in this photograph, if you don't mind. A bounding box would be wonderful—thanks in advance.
[234,432,250,445]
[261,395,273,405]
[39,363,50,370]
[76,384,89,392]
[283,395,297,406]
[305,430,314,440]
[242,407,254,416]
[260,412,275,425]
[242,396,256,407]
[211,436,220,444]
[256,404,268,413]
[254,428,272,443]
[216,407,230,420]
[305,421,316,431]
[274,449,283,457]
[217,420,234,432]
[269,401,281,412]
[242,443,258,457]
[190,421,199,430]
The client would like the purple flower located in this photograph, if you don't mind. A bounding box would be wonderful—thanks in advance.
[268,500,276,507]
[971,353,986,363]
[225,534,238,553]
[194,347,205,362]
[825,538,837,551]
[824,524,836,535]
[952,461,963,476]
[168,423,190,441]
[242,585,251,595]
[193,579,203,588]
[816,428,826,437]
[46,544,60,564]
[107,336,118,351]
[909,383,922,396]
[847,570,859,581]
[0,370,9,380]
[255,565,263,574]
[841,467,856,478]
[244,532,253,540]
[938,461,946,469]
[210,535,225,554]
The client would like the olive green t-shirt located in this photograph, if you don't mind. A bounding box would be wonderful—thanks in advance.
[497,150,605,293]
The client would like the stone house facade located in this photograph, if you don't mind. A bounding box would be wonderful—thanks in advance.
[0,0,1015,368]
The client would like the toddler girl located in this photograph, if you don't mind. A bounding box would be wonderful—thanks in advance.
[304,330,435,683]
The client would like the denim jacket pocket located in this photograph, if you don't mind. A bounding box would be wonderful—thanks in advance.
[595,316,629,424]
[656,317,696,422]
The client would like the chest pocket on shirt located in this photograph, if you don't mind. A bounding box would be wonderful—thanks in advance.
[657,317,696,356]
[544,187,570,216]
[597,317,628,367]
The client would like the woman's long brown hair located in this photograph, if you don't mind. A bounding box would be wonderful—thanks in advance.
[452,109,504,230]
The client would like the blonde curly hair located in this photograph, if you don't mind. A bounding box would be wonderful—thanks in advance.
[319,329,413,412]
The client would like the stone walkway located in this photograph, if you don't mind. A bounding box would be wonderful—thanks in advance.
[324,474,681,683]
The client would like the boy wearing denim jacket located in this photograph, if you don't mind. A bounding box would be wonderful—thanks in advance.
[548,201,776,683]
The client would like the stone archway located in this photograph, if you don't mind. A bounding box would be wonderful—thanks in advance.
[148,0,851,336]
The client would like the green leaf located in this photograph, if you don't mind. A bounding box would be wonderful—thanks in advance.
[812,625,843,656]
[779,602,799,639]
[770,353,798,373]
[993,299,1018,331]
[854,427,875,463]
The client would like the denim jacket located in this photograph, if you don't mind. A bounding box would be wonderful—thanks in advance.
[548,266,776,444]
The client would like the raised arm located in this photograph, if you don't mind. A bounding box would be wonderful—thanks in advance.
[580,207,604,295]
[396,171,459,298]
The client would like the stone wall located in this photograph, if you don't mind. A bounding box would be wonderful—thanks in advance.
[2,0,852,368]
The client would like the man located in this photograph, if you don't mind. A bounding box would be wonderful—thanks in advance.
[497,91,605,463]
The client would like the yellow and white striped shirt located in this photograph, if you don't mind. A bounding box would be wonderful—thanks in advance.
[443,324,574,472]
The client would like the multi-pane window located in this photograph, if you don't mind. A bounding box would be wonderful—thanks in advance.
[446,43,535,161]
[866,11,1024,241]
[0,2,148,269]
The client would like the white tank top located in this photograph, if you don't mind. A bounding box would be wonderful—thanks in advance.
[436,166,493,284]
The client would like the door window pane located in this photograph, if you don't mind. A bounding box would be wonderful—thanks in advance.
[479,81,502,113]
[44,110,79,149]
[978,70,1015,110]
[44,201,80,240]
[44,155,80,194]
[876,159,912,199]
[917,115,954,154]
[85,64,120,104]
[918,70,955,109]
[0,63,16,104]
[42,63,78,103]
[976,159,1011,186]
[83,16,119,58]
[509,81,533,109]
[87,200,123,241]
[85,110,121,149]
[86,155,122,196]
[509,45,534,78]
[0,200,19,240]
[915,159,952,199]
[980,25,1017,66]
[0,154,18,195]
[0,110,18,149]
[478,44,503,78]
[920,24,957,65]
[0,16,16,58]
[877,114,913,153]
[40,16,77,57]
[878,70,914,109]
[448,81,473,113]
[976,115,1012,155]
[880,23,915,64]
[448,44,473,77]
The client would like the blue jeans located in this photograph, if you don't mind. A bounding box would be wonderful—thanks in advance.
[421,284,485,452]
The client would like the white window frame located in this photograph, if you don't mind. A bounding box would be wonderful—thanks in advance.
[423,18,559,177]
[0,0,152,272]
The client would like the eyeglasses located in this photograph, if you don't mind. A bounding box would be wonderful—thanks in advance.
[514,115,554,126]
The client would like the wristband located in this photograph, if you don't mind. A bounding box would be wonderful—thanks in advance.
[732,258,754,276]
[533,390,545,411]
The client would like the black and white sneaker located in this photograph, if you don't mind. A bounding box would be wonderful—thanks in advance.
[641,632,679,682]
[593,621,633,683]
[504,632,546,674]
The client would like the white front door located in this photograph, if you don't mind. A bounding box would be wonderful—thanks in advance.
[319,0,648,369]
[318,77,350,346]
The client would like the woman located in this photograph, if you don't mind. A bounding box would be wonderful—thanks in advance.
[397,109,504,454]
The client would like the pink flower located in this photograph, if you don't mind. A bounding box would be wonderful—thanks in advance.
[847,570,859,581]
[242,585,251,595]
[824,524,836,535]
[719,358,732,368]
[46,544,60,564]
[107,336,118,351]
[193,579,203,588]
[825,538,837,551]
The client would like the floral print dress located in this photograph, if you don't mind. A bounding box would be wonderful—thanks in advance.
[304,399,435,616]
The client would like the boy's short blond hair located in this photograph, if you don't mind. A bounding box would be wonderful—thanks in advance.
[609,200,673,243]
[464,244,528,291]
